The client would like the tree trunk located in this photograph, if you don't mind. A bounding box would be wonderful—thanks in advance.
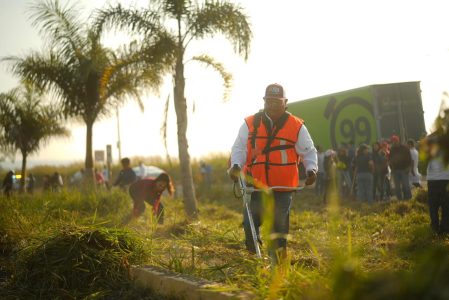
[173,55,198,219]
[84,120,95,186]
[19,151,27,193]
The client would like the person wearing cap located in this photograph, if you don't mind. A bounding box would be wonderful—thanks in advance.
[389,135,412,200]
[228,83,318,261]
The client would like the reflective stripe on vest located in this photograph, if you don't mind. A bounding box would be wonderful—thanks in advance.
[245,113,303,188]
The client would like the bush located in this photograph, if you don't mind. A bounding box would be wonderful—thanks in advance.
[3,225,147,299]
[332,246,449,300]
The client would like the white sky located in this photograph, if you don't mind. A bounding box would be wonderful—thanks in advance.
[1,0,449,167]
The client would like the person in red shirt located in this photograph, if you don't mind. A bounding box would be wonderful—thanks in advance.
[123,172,174,225]
[94,168,105,186]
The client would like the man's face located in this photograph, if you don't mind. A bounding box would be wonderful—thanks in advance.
[264,98,287,120]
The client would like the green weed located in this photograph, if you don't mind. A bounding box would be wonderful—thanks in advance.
[1,155,448,299]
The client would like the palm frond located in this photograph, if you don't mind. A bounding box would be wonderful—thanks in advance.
[188,1,252,59]
[98,33,175,112]
[3,53,83,118]
[28,0,85,62]
[191,54,232,101]
[162,0,193,21]
[94,3,163,38]
[0,84,69,157]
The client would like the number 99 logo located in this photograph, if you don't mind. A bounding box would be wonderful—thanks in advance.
[324,97,375,148]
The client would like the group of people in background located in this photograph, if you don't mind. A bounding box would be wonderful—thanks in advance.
[70,167,111,189]
[2,117,448,245]
[1,157,175,225]
[1,170,36,197]
[316,135,422,204]
[42,172,64,192]
[315,132,448,235]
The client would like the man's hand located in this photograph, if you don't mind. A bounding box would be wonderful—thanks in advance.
[305,170,317,186]
[228,164,241,182]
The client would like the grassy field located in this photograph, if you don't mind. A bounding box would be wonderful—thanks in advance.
[1,155,449,299]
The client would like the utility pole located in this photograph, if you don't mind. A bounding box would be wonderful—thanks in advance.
[116,107,122,161]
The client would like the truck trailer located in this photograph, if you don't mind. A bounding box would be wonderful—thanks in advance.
[288,81,427,150]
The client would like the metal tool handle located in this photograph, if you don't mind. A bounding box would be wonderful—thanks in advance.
[238,173,262,258]
[237,173,304,259]
[238,173,304,193]
[244,186,305,193]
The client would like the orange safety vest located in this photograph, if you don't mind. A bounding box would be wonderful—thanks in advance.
[245,112,303,189]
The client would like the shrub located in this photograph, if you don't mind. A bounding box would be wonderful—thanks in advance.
[4,225,147,298]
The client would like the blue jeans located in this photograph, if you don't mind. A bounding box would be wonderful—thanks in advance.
[338,170,352,197]
[356,172,373,203]
[392,169,412,200]
[243,191,293,258]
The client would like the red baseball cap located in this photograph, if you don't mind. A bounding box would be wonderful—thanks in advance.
[263,83,287,100]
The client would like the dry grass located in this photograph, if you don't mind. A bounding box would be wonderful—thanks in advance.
[1,154,449,299]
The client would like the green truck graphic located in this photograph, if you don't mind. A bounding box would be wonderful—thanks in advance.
[288,81,427,150]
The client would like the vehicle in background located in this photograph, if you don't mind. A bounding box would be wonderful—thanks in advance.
[288,81,427,149]
[12,173,21,190]
[133,165,165,179]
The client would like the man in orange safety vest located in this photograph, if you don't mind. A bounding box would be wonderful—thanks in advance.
[229,83,318,262]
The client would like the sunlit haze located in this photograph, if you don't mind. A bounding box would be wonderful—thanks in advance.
[1,0,449,168]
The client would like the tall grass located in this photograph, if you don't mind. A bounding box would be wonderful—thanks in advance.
[0,188,165,298]
[1,154,449,299]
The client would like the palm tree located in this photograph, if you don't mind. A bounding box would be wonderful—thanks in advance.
[0,82,69,192]
[96,0,252,218]
[3,0,175,182]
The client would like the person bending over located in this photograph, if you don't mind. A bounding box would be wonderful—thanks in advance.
[123,173,174,225]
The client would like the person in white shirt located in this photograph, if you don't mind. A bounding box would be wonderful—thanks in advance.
[425,134,449,234]
[228,83,318,262]
[408,139,421,188]
[138,161,146,179]
[423,133,449,234]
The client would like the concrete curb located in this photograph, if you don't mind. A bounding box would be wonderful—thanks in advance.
[131,265,254,300]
